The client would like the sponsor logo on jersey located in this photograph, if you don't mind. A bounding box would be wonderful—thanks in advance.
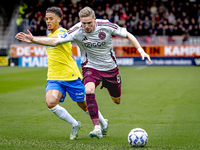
[98,32,106,40]
[82,36,88,41]
[84,42,106,48]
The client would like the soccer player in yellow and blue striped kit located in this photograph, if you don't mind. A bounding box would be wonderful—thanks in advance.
[16,7,107,140]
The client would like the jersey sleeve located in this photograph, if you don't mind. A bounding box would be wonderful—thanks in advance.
[58,32,73,44]
[58,23,81,44]
[111,23,127,38]
[56,28,67,36]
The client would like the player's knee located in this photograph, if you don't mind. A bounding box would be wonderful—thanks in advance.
[46,98,57,108]
[85,88,94,94]
[46,90,62,108]
[85,82,95,94]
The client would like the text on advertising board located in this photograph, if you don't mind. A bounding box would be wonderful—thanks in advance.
[11,45,79,57]
[114,45,200,57]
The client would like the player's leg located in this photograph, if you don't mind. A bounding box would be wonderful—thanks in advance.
[77,101,106,123]
[84,82,99,126]
[81,104,108,136]
[46,89,79,126]
[76,92,108,137]
[85,81,99,126]
[84,84,109,137]
[46,89,62,108]
[45,81,81,140]
[64,78,87,113]
[77,101,87,111]
[82,68,108,138]
[110,91,121,104]
[85,82,102,138]
[65,77,104,125]
[106,72,122,105]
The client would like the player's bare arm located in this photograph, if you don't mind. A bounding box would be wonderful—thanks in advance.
[15,30,59,46]
[126,32,152,65]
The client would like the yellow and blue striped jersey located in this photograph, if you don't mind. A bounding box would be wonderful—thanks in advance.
[46,27,82,81]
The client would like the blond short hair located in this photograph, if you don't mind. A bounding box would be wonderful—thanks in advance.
[78,6,95,18]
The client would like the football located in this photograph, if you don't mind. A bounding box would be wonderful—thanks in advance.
[128,128,148,147]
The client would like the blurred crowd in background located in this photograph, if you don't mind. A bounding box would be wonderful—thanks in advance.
[18,0,200,37]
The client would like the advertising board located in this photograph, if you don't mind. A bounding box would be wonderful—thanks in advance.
[11,44,199,67]
[10,44,80,67]
[18,56,81,67]
[114,45,200,57]
[194,57,200,66]
[18,57,48,67]
[11,45,79,57]
[116,57,194,66]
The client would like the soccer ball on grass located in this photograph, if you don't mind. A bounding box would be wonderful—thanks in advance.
[128,128,148,147]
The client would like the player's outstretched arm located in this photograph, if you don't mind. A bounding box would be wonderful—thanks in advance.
[126,32,152,65]
[15,30,59,46]
[15,30,33,44]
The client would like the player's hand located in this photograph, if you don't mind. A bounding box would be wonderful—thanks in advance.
[15,30,33,44]
[141,51,152,65]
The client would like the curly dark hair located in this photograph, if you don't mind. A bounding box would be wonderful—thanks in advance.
[46,7,62,19]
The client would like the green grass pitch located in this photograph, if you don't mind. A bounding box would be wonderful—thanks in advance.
[0,66,200,150]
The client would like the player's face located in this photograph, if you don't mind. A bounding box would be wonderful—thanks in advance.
[80,16,96,33]
[45,13,61,32]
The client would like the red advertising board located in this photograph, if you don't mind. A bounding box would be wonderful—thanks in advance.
[11,45,79,57]
[114,45,200,57]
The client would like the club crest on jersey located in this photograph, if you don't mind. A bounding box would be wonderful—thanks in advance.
[98,32,106,40]
[86,71,92,75]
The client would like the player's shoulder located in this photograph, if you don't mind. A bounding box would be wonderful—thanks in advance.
[96,19,109,23]
[48,27,67,37]
[96,19,110,25]
[58,27,67,32]
[67,22,82,35]
[57,27,67,35]
[96,19,118,29]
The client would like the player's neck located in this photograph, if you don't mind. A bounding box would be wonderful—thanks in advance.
[92,24,96,32]
[51,26,60,34]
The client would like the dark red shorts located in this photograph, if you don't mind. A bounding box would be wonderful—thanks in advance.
[82,67,121,97]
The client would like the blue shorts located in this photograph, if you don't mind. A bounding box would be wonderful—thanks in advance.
[45,78,85,103]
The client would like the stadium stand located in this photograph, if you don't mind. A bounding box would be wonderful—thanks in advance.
[0,0,200,50]
[19,0,200,37]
